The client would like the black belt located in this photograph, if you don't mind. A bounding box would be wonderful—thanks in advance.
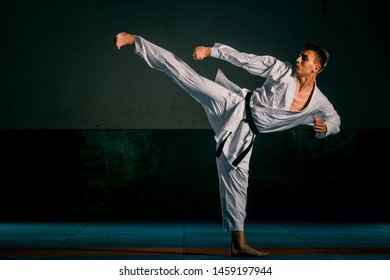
[215,91,258,167]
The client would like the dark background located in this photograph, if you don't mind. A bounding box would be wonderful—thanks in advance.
[1,0,389,129]
[0,0,389,223]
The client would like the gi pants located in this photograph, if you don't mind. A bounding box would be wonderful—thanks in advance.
[133,35,250,231]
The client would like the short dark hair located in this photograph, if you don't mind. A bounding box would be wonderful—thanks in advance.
[303,43,330,70]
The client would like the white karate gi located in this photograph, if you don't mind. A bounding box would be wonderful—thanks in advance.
[132,35,341,231]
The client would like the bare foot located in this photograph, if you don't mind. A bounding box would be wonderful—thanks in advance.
[231,243,269,257]
[231,231,268,257]
[114,32,135,50]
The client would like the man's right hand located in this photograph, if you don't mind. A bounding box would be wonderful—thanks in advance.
[114,32,135,50]
[193,46,211,60]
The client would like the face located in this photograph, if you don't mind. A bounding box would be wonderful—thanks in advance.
[294,50,320,77]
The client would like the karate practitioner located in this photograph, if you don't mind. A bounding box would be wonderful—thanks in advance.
[114,32,341,257]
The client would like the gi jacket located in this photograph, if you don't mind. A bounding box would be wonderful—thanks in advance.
[210,43,341,169]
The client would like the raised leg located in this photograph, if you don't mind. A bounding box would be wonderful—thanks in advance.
[113,32,243,133]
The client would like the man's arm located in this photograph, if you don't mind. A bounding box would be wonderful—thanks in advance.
[193,43,290,81]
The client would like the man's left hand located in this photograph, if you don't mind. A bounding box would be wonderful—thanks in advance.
[314,117,327,133]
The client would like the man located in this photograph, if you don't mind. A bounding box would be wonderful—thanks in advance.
[114,32,341,257]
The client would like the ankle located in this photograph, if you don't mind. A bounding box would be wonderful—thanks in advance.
[231,230,245,241]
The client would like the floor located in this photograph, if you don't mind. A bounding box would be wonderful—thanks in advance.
[1,221,390,260]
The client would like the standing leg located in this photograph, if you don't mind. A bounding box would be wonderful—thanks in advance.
[216,154,268,257]
[216,154,248,232]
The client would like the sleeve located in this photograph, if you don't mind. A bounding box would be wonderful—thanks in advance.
[210,43,292,81]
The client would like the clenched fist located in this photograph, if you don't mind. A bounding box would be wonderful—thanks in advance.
[193,46,211,60]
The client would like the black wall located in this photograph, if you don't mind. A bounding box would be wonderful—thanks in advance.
[1,128,389,222]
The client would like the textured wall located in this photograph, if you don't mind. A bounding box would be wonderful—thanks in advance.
[1,128,389,222]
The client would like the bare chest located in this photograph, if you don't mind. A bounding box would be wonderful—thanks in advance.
[289,87,313,111]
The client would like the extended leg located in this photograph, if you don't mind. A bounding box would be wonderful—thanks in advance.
[114,32,243,133]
